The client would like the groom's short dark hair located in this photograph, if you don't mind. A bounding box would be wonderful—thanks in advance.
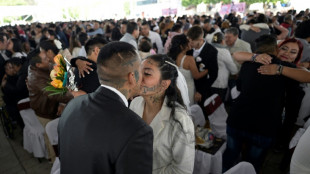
[97,41,139,88]
[255,34,277,55]
[187,26,203,40]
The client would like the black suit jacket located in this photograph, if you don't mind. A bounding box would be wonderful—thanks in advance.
[228,57,304,137]
[72,57,100,94]
[59,87,153,174]
[187,42,218,101]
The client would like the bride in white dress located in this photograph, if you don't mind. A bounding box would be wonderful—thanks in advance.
[130,55,195,174]
[167,34,208,105]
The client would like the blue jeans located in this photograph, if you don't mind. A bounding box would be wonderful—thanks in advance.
[222,126,273,172]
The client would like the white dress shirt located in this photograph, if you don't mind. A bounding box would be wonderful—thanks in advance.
[78,46,87,58]
[0,50,9,60]
[130,96,195,174]
[12,52,27,58]
[139,31,164,54]
[193,41,207,58]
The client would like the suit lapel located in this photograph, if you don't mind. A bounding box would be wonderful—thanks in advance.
[198,42,208,59]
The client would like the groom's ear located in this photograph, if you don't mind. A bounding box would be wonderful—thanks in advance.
[127,71,136,86]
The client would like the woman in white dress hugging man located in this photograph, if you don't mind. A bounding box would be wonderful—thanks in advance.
[130,54,195,174]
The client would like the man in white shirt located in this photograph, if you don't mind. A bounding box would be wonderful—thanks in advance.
[225,27,252,71]
[87,21,104,37]
[139,21,164,54]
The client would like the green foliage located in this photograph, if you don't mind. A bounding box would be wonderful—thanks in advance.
[44,86,67,96]
[0,0,35,6]
[68,7,80,20]
[182,0,202,7]
[202,0,231,4]
[124,1,131,16]
[3,16,22,23]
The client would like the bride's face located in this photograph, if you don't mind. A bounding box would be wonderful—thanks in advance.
[139,59,165,96]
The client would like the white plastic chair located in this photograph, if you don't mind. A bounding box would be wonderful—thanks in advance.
[296,85,310,126]
[224,161,256,174]
[190,104,206,127]
[46,118,59,146]
[231,86,240,100]
[193,142,227,174]
[204,94,228,139]
[51,157,60,174]
[17,98,47,158]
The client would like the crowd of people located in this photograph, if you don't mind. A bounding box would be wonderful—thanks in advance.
[1,7,310,174]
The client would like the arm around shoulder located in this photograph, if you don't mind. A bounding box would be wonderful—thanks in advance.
[187,56,208,79]
[282,66,310,83]
[232,52,254,63]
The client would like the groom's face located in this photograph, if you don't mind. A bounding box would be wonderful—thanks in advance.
[130,58,143,97]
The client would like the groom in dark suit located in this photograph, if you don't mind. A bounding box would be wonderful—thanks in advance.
[186,26,218,107]
[58,42,153,174]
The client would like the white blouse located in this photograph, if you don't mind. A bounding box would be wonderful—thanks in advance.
[130,96,195,174]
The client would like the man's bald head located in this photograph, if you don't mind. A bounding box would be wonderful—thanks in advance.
[97,42,141,90]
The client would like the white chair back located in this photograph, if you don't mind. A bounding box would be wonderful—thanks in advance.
[51,157,61,174]
[204,94,228,139]
[18,98,47,158]
[296,85,310,126]
[46,118,59,146]
[231,86,240,100]
[190,104,206,127]
[224,162,256,174]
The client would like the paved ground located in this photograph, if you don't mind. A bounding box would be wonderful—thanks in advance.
[0,123,51,174]
[0,122,289,174]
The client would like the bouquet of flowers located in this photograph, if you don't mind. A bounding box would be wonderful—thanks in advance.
[44,54,68,96]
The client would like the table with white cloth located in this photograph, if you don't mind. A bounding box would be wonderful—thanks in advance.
[193,94,228,174]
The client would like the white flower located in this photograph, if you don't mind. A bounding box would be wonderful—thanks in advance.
[50,69,57,80]
[54,39,62,50]
[199,63,205,71]
[196,56,202,62]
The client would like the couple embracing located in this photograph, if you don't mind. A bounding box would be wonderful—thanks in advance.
[59,41,196,174]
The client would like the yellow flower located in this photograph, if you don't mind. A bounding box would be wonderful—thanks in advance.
[51,79,63,89]
[50,69,57,80]
[54,65,64,76]
[54,54,63,65]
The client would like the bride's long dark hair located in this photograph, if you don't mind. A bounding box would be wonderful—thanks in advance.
[167,34,189,61]
[145,54,185,120]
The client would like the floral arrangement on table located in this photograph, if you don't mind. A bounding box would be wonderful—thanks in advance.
[44,54,68,96]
